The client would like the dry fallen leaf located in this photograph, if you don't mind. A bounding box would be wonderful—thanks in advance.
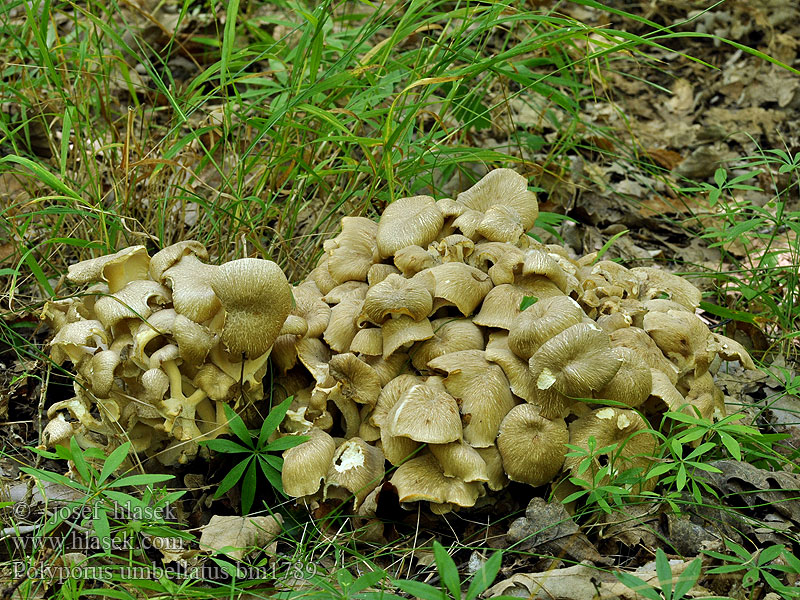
[198,514,283,561]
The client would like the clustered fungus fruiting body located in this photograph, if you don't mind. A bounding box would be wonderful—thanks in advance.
[272,168,755,513]
[43,169,756,513]
[42,244,293,466]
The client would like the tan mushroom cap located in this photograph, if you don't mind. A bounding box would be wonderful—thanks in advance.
[683,371,726,421]
[309,255,338,295]
[468,241,525,285]
[529,322,622,398]
[379,426,421,466]
[349,328,383,356]
[329,353,382,407]
[472,284,525,330]
[149,241,208,282]
[389,453,483,509]
[381,315,434,359]
[50,320,108,365]
[475,446,509,491]
[93,279,172,329]
[450,209,485,241]
[323,297,363,353]
[324,437,385,510]
[631,266,702,310]
[476,204,525,242]
[367,263,400,286]
[370,374,424,430]
[426,262,493,316]
[193,363,237,403]
[282,429,336,497]
[377,195,444,259]
[594,346,653,408]
[172,314,217,365]
[590,261,639,297]
[363,351,409,386]
[566,407,658,492]
[427,350,516,448]
[323,281,368,305]
[485,332,537,403]
[508,295,584,360]
[522,248,568,293]
[292,281,331,339]
[411,318,484,372]
[429,439,489,483]
[642,310,712,376]
[88,350,122,398]
[361,274,433,324]
[455,168,538,231]
[711,333,756,370]
[67,245,150,294]
[610,326,680,383]
[163,254,222,323]
[393,245,438,277]
[324,217,378,284]
[497,404,568,487]
[428,234,475,263]
[211,258,292,357]
[386,379,462,444]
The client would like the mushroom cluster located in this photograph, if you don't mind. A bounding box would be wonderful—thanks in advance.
[275,169,755,513]
[41,243,293,466]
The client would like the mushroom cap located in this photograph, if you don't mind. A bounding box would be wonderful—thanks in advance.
[324,437,385,509]
[377,196,444,259]
[323,297,363,353]
[163,254,222,323]
[642,310,712,376]
[631,267,702,310]
[411,318,485,372]
[349,328,383,356]
[475,446,509,491]
[476,204,525,243]
[508,295,584,360]
[309,255,338,295]
[565,407,658,492]
[472,284,525,330]
[323,281,368,305]
[367,263,401,286]
[386,379,462,444]
[389,453,483,509]
[455,169,538,230]
[610,326,679,383]
[485,332,537,402]
[429,439,489,483]
[393,245,438,277]
[67,245,150,293]
[497,404,568,486]
[522,248,569,293]
[710,333,755,370]
[211,258,292,357]
[193,363,237,402]
[469,241,525,286]
[594,347,653,408]
[370,374,424,429]
[329,353,382,407]
[292,281,331,338]
[426,262,493,316]
[428,234,475,263]
[324,217,378,284]
[149,241,208,282]
[88,350,122,398]
[427,349,516,448]
[93,279,172,329]
[282,429,336,497]
[50,319,108,365]
[172,314,218,365]
[361,274,433,324]
[529,322,622,398]
[381,315,434,359]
